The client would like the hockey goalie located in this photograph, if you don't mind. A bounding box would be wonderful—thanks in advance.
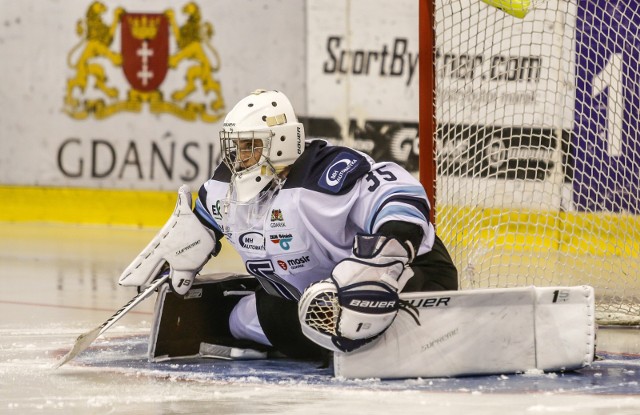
[118,90,595,378]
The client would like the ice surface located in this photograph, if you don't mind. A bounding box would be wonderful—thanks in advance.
[1,223,639,415]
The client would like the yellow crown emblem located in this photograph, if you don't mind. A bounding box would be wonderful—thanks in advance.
[65,3,226,123]
[128,15,160,40]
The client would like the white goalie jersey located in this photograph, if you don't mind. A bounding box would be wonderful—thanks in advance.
[194,140,435,300]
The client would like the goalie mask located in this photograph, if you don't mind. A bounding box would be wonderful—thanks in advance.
[220,89,305,203]
[219,90,305,233]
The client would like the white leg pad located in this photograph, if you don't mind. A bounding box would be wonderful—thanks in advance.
[333,285,596,379]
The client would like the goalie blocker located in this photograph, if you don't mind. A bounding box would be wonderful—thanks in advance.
[149,274,595,378]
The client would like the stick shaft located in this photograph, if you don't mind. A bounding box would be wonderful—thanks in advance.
[54,274,169,368]
[97,274,169,336]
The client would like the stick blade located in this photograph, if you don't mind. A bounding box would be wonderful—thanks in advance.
[53,326,102,369]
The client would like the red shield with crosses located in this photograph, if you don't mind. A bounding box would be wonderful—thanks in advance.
[121,13,169,92]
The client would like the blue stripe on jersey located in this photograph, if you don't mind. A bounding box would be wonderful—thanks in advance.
[366,186,431,232]
[195,198,222,234]
[369,201,429,233]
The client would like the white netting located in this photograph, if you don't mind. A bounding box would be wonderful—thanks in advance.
[302,290,340,336]
[434,0,640,324]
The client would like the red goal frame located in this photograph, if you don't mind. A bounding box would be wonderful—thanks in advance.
[418,0,437,225]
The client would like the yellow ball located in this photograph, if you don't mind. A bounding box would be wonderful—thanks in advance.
[480,0,531,19]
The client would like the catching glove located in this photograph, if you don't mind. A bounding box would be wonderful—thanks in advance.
[299,233,414,352]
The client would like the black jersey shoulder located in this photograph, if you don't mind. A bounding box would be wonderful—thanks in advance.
[210,160,232,183]
[284,140,372,195]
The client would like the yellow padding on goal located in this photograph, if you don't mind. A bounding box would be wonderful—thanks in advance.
[438,205,640,258]
[0,186,176,228]
[480,0,531,19]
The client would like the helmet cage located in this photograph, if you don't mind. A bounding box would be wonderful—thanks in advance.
[217,90,304,203]
[220,130,275,174]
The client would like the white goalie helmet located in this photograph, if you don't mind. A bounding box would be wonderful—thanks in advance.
[220,89,305,203]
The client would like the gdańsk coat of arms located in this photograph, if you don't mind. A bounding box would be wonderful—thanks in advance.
[64,1,225,122]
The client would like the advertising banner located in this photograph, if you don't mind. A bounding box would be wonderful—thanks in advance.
[305,0,421,172]
[0,0,305,190]
[574,0,640,213]
[0,0,637,218]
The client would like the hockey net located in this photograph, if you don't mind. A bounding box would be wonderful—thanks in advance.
[426,0,640,324]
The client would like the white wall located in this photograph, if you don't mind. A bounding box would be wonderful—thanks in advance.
[0,0,423,191]
[0,0,307,190]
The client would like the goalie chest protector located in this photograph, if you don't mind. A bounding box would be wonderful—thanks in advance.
[198,140,435,301]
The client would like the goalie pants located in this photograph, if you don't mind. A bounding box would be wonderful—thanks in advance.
[248,235,459,360]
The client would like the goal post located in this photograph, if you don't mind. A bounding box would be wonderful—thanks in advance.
[419,0,437,225]
[420,0,640,324]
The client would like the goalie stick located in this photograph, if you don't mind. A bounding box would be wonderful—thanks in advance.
[53,273,170,368]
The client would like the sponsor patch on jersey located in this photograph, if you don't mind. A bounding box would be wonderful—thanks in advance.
[238,231,265,251]
[211,200,223,221]
[318,152,361,193]
[275,253,317,273]
[277,259,288,271]
[269,233,293,250]
[271,209,284,221]
[269,209,287,228]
